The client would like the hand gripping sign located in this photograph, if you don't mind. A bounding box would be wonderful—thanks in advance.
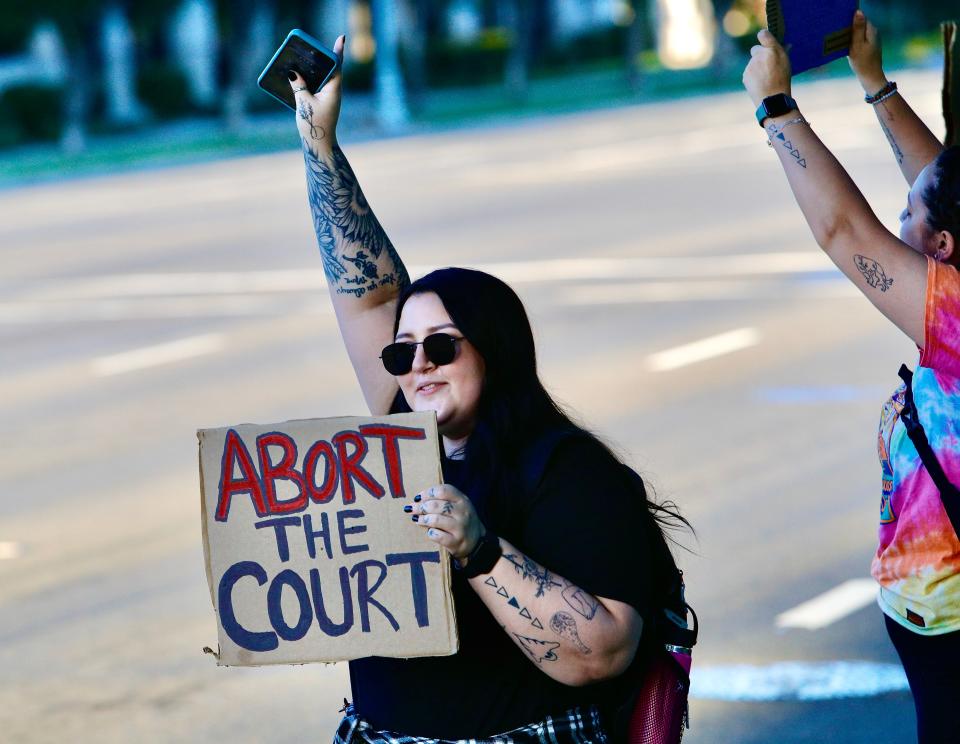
[198,412,458,666]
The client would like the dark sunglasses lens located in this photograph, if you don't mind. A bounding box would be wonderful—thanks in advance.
[423,334,458,365]
[381,343,415,375]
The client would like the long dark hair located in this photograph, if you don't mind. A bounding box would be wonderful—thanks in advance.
[923,146,960,266]
[388,267,691,559]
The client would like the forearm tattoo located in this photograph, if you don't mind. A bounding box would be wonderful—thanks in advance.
[513,633,560,664]
[854,254,894,292]
[561,582,600,620]
[503,553,563,598]
[550,611,592,654]
[482,575,557,663]
[484,575,545,629]
[766,123,808,168]
[303,146,410,297]
[878,104,904,165]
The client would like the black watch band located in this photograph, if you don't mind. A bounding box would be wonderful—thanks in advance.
[455,531,502,578]
[756,93,798,127]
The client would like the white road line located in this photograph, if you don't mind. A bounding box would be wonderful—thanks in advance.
[690,661,908,701]
[91,333,225,377]
[0,296,327,324]
[776,579,878,631]
[0,542,22,559]
[646,327,760,372]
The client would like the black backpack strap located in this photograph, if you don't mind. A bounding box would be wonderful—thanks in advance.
[897,364,960,537]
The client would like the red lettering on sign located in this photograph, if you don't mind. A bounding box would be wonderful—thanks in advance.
[304,439,339,504]
[216,429,267,522]
[256,432,307,514]
[332,430,385,503]
[359,424,427,499]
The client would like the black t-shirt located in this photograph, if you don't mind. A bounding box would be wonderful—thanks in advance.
[348,436,654,738]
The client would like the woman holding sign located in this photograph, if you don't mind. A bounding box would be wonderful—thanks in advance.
[289,36,689,743]
[743,10,960,742]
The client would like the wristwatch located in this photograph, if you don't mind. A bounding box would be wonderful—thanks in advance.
[455,531,502,578]
[755,93,798,127]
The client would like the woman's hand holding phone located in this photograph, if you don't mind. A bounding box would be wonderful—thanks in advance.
[289,34,345,158]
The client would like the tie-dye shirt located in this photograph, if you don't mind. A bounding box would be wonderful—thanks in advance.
[872,257,960,635]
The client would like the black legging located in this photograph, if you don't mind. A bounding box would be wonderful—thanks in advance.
[885,615,960,744]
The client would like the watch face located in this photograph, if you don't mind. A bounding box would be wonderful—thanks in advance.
[770,94,796,115]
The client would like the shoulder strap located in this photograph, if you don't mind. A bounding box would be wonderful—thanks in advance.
[897,364,960,536]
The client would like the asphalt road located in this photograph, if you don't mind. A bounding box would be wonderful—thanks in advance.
[0,68,944,743]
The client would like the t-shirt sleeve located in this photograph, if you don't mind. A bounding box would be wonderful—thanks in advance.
[919,257,960,377]
[516,437,651,615]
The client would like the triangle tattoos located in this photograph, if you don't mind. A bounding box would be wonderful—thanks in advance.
[483,573,546,630]
[775,132,807,168]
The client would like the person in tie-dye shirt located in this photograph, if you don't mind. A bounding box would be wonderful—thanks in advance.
[743,10,960,742]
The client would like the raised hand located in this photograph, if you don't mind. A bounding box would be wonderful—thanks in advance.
[288,34,345,158]
[848,9,887,95]
[742,29,792,108]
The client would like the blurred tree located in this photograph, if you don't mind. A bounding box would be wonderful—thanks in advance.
[0,6,36,55]
[625,0,651,92]
[101,2,148,125]
[371,0,410,128]
[710,0,744,76]
[502,0,531,99]
[19,1,101,152]
[217,0,276,131]
[402,0,430,103]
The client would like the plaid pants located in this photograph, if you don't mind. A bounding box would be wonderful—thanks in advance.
[333,702,609,744]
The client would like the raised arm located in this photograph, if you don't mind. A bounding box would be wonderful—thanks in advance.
[743,30,928,346]
[848,10,944,186]
[289,36,407,415]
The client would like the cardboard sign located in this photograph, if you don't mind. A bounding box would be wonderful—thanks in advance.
[198,412,458,666]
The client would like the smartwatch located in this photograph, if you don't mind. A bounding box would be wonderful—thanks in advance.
[455,531,503,578]
[755,93,798,127]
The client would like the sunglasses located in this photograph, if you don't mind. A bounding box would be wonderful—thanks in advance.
[380,333,463,376]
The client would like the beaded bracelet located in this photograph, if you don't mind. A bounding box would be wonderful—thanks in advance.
[865,80,897,105]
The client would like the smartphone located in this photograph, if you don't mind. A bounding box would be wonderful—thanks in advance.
[257,29,338,112]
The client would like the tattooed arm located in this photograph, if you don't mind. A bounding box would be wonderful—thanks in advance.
[289,37,408,415]
[848,10,943,185]
[470,540,643,686]
[743,30,928,346]
[411,485,642,686]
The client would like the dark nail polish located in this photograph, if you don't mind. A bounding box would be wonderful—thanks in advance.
[412,515,419,522]
[403,505,413,513]
[287,70,297,81]
[414,494,421,502]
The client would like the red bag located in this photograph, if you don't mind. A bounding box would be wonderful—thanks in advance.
[624,584,698,744]
[627,644,693,743]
